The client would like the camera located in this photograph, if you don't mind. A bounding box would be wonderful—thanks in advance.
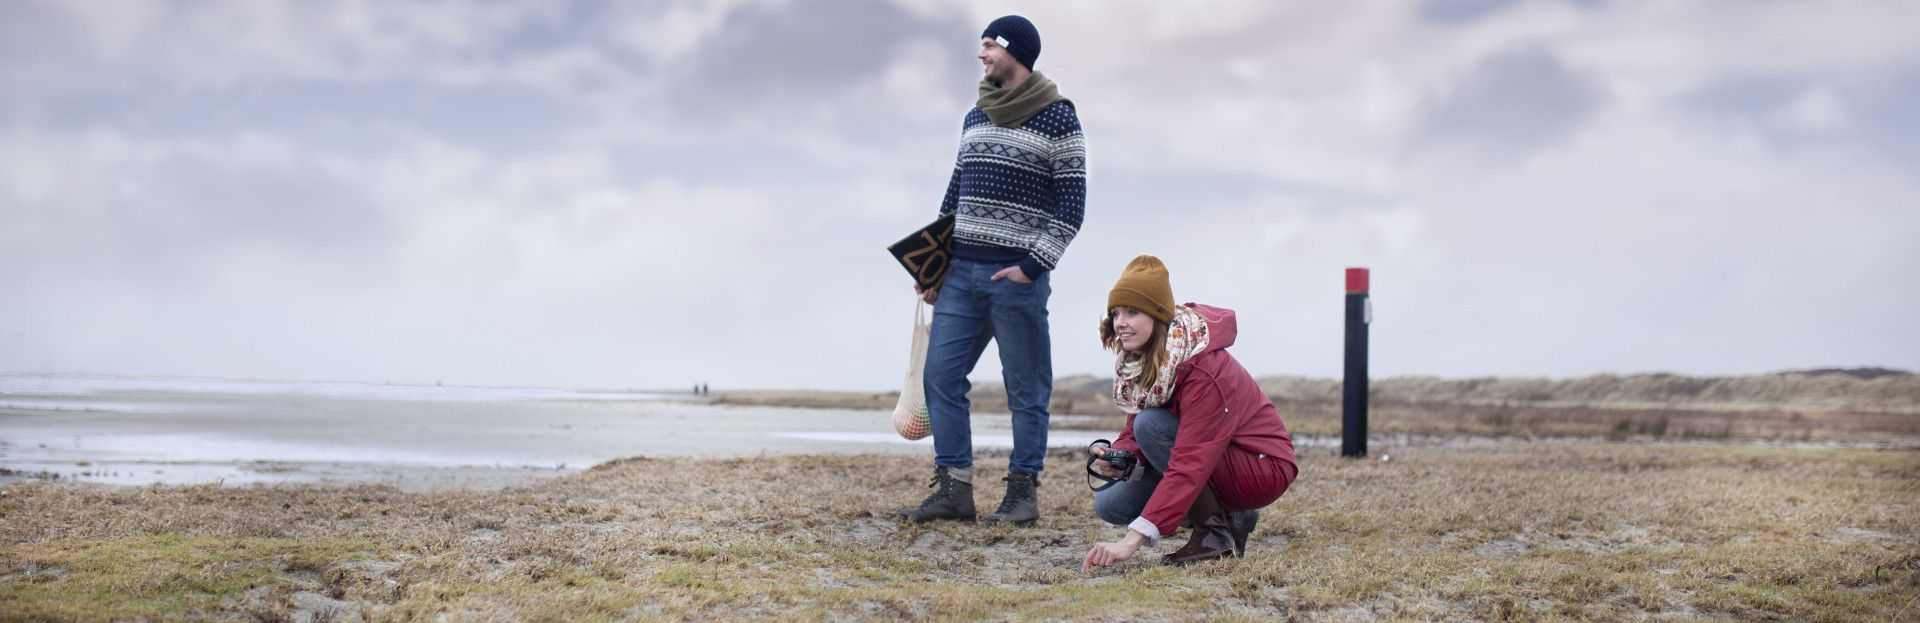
[1085,439,1138,492]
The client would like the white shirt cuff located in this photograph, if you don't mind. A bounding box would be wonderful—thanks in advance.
[1127,516,1162,545]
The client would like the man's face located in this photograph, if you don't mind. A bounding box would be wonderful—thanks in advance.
[977,37,1020,84]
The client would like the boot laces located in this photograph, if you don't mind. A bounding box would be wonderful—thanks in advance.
[925,469,957,499]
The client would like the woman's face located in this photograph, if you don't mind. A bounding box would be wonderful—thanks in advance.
[1110,306,1155,353]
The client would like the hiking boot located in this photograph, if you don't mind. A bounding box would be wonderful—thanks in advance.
[982,472,1039,527]
[1163,486,1236,566]
[1228,509,1259,557]
[898,466,975,523]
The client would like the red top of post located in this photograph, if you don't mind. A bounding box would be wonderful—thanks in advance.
[1346,267,1369,293]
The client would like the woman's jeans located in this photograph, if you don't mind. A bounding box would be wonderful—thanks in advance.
[1093,407,1293,527]
[925,258,1052,475]
[1093,408,1180,526]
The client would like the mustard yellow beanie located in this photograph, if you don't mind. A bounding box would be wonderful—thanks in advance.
[1108,255,1175,323]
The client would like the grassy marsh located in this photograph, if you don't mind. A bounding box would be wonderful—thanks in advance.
[3,441,1916,621]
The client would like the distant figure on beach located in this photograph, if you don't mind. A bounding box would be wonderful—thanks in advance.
[1082,256,1297,570]
[899,14,1088,527]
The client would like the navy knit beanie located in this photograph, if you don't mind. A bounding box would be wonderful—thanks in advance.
[982,15,1041,71]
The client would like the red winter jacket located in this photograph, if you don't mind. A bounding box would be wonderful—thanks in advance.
[1110,303,1296,537]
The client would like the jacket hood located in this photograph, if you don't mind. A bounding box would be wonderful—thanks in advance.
[1183,303,1237,354]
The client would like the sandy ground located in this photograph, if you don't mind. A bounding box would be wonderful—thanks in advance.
[0,376,1120,491]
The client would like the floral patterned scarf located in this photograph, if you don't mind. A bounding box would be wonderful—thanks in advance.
[1112,305,1210,414]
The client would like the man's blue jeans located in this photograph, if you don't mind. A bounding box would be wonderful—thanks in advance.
[924,258,1052,475]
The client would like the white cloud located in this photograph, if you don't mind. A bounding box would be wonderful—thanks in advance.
[1,1,561,93]
[609,0,769,65]
[1775,85,1852,134]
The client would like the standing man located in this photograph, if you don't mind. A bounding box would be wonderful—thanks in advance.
[900,15,1087,527]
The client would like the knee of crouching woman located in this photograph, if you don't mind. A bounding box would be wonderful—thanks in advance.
[1134,408,1178,454]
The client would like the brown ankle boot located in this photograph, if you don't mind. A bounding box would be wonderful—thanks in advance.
[1162,486,1237,566]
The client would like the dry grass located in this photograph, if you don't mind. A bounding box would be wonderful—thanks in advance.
[1260,400,1920,440]
[3,441,1917,621]
[1053,399,1920,441]
[1254,370,1920,413]
[714,380,1920,441]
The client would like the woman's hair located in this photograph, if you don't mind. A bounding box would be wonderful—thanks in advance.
[1100,309,1170,388]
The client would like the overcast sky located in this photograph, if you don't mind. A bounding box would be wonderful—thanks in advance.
[2,1,1916,391]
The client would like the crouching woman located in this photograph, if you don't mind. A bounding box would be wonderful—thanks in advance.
[1082,255,1298,571]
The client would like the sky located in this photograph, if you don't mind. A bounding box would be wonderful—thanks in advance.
[1,0,1916,391]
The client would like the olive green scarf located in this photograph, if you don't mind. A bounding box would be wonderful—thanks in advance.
[977,71,1071,128]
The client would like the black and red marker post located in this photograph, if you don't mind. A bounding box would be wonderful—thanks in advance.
[1342,267,1370,458]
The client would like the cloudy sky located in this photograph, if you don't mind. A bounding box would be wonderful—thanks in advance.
[2,1,1915,391]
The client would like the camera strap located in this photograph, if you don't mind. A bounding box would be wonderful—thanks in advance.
[1085,438,1136,492]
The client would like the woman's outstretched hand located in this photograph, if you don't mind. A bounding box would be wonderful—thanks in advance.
[1082,531,1148,572]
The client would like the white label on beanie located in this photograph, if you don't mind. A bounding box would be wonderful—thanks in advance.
[994,35,1010,49]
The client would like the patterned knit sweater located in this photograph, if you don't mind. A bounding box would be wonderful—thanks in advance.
[938,100,1087,278]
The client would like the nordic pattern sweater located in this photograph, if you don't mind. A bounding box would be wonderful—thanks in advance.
[937,100,1087,278]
